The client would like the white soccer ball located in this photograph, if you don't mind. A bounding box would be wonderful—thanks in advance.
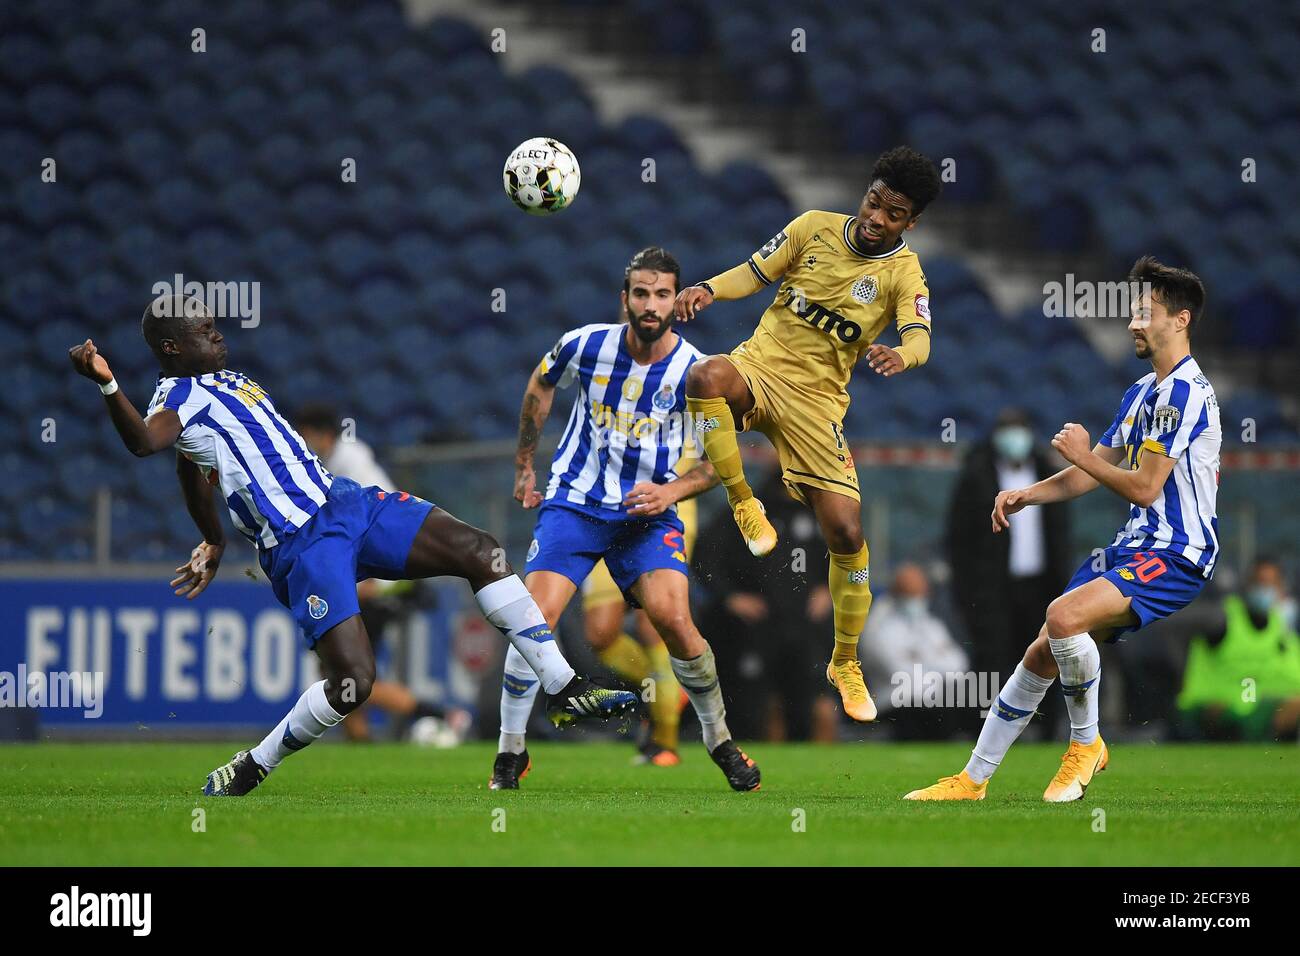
[503,137,581,215]
[409,716,462,748]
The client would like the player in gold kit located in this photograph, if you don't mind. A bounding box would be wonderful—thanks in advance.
[677,147,942,722]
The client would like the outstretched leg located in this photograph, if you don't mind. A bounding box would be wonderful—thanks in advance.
[403,507,576,695]
[205,615,374,796]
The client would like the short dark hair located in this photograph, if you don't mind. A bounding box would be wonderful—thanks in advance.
[623,246,680,295]
[870,146,942,216]
[141,294,209,356]
[295,403,341,436]
[1128,256,1205,332]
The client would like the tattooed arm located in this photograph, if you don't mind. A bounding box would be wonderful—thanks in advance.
[623,460,719,516]
[514,364,557,509]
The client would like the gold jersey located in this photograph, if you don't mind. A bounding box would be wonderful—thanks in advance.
[708,210,932,412]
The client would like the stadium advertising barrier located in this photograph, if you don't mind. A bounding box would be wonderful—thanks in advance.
[0,578,496,732]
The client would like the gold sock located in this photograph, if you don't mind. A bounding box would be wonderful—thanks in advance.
[645,641,682,751]
[829,543,873,664]
[686,395,753,507]
[597,633,651,685]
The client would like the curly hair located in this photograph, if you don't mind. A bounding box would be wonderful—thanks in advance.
[869,146,942,215]
[623,246,681,294]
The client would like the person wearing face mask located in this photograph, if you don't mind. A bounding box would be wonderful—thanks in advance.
[860,563,970,738]
[945,408,1072,735]
[1177,557,1300,741]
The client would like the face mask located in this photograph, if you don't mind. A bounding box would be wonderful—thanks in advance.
[1245,586,1278,617]
[901,596,927,621]
[993,426,1033,462]
[1280,598,1298,632]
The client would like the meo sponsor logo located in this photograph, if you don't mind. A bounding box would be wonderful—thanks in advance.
[50,886,151,936]
[782,288,863,342]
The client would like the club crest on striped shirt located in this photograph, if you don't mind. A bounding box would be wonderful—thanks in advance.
[1153,404,1181,434]
[850,274,879,304]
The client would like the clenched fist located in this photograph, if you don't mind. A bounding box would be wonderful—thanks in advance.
[69,338,113,385]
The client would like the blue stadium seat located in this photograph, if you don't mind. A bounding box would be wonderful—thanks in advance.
[5,0,1293,564]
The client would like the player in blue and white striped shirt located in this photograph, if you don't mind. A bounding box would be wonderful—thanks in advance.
[69,294,636,797]
[907,257,1220,804]
[494,247,761,792]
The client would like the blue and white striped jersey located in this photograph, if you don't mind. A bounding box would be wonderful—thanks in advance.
[539,323,702,511]
[1100,355,1221,576]
[147,370,334,549]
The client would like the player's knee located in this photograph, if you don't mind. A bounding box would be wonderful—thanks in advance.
[685,357,724,398]
[331,662,375,713]
[824,521,864,556]
[647,609,692,644]
[1044,597,1082,640]
[461,527,509,581]
[584,621,616,651]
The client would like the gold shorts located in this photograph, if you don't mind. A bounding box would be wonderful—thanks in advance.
[581,497,698,609]
[724,353,860,504]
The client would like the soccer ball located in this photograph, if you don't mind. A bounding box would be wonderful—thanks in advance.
[503,137,581,215]
[409,716,461,748]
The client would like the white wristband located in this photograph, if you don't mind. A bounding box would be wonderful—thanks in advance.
[99,379,119,396]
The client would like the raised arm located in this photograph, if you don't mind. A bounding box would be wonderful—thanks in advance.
[69,338,179,456]
[514,364,556,508]
[992,442,1124,532]
[675,213,811,320]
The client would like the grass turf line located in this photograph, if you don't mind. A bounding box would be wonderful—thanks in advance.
[1,742,1296,866]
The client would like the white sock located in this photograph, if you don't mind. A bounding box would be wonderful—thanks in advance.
[670,644,730,752]
[475,575,575,695]
[250,679,344,771]
[498,643,540,753]
[1050,633,1101,744]
[965,663,1055,783]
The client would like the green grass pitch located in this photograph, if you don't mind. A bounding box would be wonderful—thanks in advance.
[2,741,1296,866]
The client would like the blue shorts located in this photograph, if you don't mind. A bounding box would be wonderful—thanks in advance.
[258,476,434,646]
[524,499,688,604]
[1063,544,1208,640]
